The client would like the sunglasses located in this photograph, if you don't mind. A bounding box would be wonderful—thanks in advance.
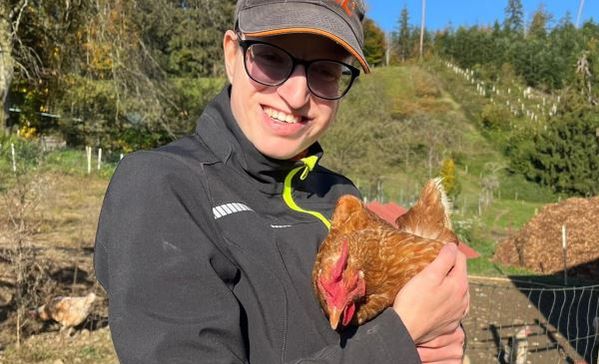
[237,36,360,100]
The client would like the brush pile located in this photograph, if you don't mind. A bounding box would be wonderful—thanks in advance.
[494,196,599,277]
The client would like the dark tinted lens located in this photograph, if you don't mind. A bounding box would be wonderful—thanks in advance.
[245,43,292,85]
[308,61,354,99]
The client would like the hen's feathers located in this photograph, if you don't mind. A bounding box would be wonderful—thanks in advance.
[313,179,459,327]
[395,177,458,244]
[31,292,96,330]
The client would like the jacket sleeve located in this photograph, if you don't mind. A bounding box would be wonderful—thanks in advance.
[294,309,421,364]
[95,152,248,364]
[94,152,421,364]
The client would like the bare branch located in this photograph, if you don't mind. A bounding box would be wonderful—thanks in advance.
[9,0,29,39]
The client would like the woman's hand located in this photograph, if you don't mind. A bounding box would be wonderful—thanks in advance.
[417,326,466,363]
[392,243,470,344]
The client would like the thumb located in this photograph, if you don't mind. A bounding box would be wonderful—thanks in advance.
[423,243,458,279]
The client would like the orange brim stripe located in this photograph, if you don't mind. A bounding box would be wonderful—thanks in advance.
[243,27,371,74]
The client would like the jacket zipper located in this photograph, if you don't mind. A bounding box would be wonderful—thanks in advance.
[281,155,332,230]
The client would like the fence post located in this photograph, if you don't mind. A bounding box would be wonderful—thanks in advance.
[86,146,92,174]
[562,224,568,286]
[97,148,102,170]
[11,143,16,173]
[594,317,598,364]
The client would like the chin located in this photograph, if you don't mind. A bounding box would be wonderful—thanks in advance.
[257,142,306,161]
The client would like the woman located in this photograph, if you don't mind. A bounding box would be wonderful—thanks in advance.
[94,0,469,362]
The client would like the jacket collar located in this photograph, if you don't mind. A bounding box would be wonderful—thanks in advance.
[196,86,323,195]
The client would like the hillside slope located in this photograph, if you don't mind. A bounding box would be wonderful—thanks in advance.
[322,65,558,275]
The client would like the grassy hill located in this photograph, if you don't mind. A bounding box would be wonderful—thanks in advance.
[321,63,558,276]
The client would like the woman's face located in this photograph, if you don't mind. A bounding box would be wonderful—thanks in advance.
[223,31,352,160]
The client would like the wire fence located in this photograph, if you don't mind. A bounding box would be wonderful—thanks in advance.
[464,276,599,364]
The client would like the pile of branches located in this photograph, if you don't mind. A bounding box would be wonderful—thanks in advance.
[494,196,599,276]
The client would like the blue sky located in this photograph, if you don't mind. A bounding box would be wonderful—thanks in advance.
[366,0,598,33]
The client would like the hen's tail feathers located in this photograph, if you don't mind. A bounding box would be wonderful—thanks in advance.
[395,178,458,244]
[430,177,453,229]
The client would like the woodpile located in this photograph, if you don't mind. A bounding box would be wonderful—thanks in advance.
[494,196,599,276]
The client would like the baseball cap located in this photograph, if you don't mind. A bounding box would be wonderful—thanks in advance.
[235,0,370,73]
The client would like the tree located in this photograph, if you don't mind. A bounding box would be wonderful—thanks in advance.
[1,1,32,132]
[164,0,235,77]
[1,0,95,133]
[508,92,599,196]
[529,4,551,38]
[440,158,460,199]
[362,18,386,67]
[397,6,412,61]
[504,0,524,34]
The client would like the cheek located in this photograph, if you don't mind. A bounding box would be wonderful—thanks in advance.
[313,101,339,134]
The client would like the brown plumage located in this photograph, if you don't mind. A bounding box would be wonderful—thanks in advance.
[30,292,96,332]
[313,178,459,329]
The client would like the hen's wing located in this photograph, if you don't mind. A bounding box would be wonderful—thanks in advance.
[351,227,446,324]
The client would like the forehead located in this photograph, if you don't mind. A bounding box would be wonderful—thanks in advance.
[246,33,353,62]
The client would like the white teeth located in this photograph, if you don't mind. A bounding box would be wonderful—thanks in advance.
[264,107,301,124]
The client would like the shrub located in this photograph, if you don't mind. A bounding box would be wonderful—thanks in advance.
[480,103,512,130]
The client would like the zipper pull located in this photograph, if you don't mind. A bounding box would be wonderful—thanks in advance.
[299,155,319,180]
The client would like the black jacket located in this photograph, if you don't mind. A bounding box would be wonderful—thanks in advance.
[94,87,421,363]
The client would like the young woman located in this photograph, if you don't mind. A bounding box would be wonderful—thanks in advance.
[94,1,469,363]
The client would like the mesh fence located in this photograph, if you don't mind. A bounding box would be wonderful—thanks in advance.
[464,276,599,364]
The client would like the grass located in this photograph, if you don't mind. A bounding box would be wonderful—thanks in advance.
[0,328,117,363]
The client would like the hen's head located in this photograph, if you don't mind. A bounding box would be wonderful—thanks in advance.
[316,239,366,330]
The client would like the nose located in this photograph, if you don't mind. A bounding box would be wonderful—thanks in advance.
[276,64,310,109]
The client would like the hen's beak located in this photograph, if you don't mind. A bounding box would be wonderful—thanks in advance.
[329,308,341,330]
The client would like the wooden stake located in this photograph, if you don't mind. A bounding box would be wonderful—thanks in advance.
[86,146,92,174]
[97,148,102,170]
[11,143,16,173]
[562,224,568,285]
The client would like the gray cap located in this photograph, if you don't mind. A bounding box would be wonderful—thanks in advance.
[235,0,370,73]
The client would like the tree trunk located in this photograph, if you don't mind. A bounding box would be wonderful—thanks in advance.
[0,3,15,134]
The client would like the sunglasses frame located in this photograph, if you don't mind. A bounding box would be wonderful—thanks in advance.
[237,36,360,100]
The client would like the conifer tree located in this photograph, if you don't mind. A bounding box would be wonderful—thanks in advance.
[397,6,411,61]
[504,0,524,34]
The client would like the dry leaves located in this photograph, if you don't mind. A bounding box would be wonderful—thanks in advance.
[494,196,599,276]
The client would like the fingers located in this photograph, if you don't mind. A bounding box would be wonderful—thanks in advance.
[424,243,458,279]
[417,328,466,363]
[449,250,467,277]
[419,327,465,349]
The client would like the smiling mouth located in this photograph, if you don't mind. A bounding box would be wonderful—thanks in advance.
[263,106,304,124]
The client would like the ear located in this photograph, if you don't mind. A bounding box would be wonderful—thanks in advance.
[223,30,239,84]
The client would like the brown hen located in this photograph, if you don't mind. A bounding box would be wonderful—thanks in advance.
[30,292,96,334]
[313,178,459,330]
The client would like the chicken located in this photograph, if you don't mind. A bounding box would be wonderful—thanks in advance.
[30,292,96,334]
[313,178,459,330]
